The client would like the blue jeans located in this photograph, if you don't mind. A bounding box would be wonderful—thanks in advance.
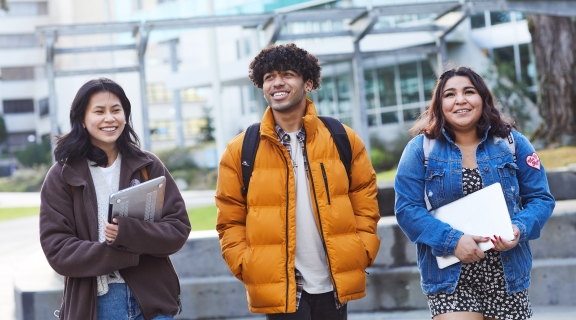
[97,283,174,320]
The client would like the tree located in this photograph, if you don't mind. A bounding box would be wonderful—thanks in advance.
[485,62,536,134]
[527,15,576,148]
[197,106,215,143]
[1,0,7,11]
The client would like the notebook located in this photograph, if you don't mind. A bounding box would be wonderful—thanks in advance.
[108,176,166,223]
[431,182,515,269]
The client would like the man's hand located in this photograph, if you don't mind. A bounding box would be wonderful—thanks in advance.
[454,235,490,263]
[491,224,520,252]
[104,218,119,243]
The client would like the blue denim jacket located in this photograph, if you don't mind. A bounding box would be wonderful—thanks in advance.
[394,129,555,295]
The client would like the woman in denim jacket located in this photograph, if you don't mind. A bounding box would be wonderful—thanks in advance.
[394,67,555,320]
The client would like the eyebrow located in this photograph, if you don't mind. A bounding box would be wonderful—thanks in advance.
[91,103,122,109]
[443,86,476,93]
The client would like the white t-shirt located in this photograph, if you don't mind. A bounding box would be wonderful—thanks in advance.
[288,132,333,294]
[99,157,119,189]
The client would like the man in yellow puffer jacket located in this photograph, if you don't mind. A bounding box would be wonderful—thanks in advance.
[216,43,380,319]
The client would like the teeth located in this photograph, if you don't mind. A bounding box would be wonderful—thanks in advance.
[101,127,116,132]
[455,110,470,114]
[273,92,287,97]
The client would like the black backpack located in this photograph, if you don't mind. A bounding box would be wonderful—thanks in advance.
[240,116,352,197]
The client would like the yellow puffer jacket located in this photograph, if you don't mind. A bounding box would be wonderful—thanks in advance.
[216,100,380,314]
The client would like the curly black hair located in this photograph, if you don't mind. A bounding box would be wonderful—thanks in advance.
[248,43,322,90]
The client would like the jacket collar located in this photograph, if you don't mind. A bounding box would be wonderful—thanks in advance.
[441,126,491,146]
[61,149,153,187]
[260,99,319,143]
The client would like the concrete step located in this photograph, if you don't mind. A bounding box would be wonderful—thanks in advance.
[13,202,576,320]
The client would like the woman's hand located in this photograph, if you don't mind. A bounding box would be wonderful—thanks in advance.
[104,218,119,243]
[491,224,520,251]
[454,235,490,263]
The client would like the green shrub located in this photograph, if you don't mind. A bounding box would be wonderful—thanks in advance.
[155,147,197,172]
[0,165,48,192]
[16,139,52,167]
[370,132,412,172]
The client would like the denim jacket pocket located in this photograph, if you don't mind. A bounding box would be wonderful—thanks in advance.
[496,162,522,214]
[425,169,446,208]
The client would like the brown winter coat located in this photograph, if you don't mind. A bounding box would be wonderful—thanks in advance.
[40,151,191,320]
[216,101,380,314]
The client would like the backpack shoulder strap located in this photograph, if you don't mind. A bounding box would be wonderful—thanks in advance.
[423,135,436,167]
[140,167,149,181]
[422,135,436,211]
[241,122,261,197]
[318,116,352,185]
[506,132,516,162]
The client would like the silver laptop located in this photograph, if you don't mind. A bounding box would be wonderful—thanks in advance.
[432,182,515,269]
[108,176,166,223]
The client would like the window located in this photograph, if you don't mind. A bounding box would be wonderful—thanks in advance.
[381,110,398,124]
[147,83,172,103]
[316,77,334,116]
[7,132,36,147]
[39,98,49,116]
[367,114,377,127]
[335,74,351,114]
[0,2,47,16]
[399,62,419,105]
[1,67,34,81]
[181,88,204,102]
[403,108,420,122]
[519,44,536,86]
[0,34,38,48]
[376,66,397,107]
[421,61,436,101]
[490,12,511,26]
[470,13,486,29]
[493,46,515,64]
[3,99,34,114]
[365,71,376,109]
[243,37,251,56]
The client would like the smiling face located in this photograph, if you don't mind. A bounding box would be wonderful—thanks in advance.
[441,75,484,135]
[83,91,126,154]
[262,70,312,113]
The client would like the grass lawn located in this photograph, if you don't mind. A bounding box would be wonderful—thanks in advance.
[0,207,40,221]
[2,146,575,225]
[536,146,576,169]
[376,168,397,182]
[188,205,218,231]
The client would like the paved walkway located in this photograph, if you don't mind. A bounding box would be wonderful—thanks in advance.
[1,192,576,320]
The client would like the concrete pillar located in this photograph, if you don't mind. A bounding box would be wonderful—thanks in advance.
[208,0,226,159]
[351,41,371,157]
[168,39,185,149]
[137,22,151,151]
[45,30,58,163]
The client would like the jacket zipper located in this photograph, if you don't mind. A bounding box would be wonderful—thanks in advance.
[303,145,340,302]
[320,163,331,205]
[281,148,290,313]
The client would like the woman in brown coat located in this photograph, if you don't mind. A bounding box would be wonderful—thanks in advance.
[39,78,191,320]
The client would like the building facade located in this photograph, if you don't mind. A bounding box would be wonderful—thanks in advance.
[1,0,538,159]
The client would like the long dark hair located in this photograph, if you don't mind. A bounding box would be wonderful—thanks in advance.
[54,78,144,166]
[410,66,515,140]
